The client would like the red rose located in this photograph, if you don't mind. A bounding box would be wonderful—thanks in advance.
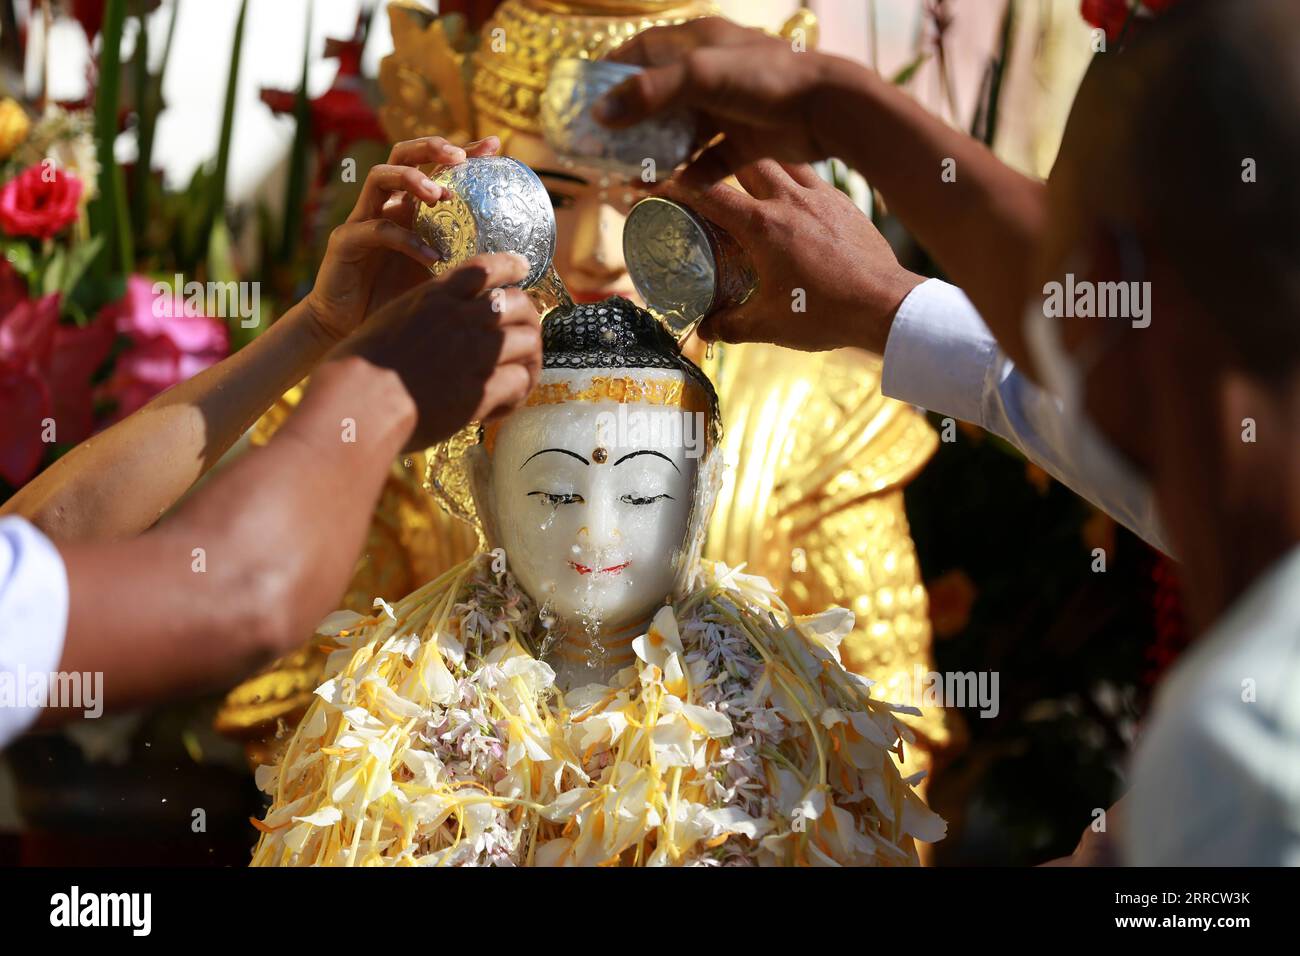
[1081,0,1133,41]
[1082,0,1183,42]
[0,165,83,240]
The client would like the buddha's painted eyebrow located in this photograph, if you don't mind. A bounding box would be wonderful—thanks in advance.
[520,448,589,470]
[536,168,588,186]
[614,449,679,472]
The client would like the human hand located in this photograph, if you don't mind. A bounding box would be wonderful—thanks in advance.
[327,252,542,450]
[1039,799,1125,867]
[304,135,502,342]
[595,18,847,182]
[658,161,922,353]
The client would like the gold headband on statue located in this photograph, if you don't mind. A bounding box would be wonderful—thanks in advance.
[481,373,714,455]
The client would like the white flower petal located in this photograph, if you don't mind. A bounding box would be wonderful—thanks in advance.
[292,805,342,827]
[316,610,366,637]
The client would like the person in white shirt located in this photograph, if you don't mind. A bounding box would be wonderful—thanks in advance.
[596,0,1300,864]
[0,138,541,750]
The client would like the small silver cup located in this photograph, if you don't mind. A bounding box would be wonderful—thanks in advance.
[540,58,695,182]
[414,156,556,289]
[623,196,758,338]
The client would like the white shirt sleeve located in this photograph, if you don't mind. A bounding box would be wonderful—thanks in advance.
[881,278,1170,553]
[0,516,70,748]
[1122,547,1300,865]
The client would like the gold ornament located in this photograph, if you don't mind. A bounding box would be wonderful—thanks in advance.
[413,187,478,279]
[700,344,946,771]
[378,4,477,144]
[471,0,716,138]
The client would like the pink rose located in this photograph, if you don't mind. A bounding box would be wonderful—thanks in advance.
[0,164,83,240]
[98,275,230,421]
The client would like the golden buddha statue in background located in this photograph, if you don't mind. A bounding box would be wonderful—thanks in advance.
[216,0,949,783]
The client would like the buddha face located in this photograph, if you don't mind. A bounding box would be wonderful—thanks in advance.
[487,368,701,632]
[505,132,644,303]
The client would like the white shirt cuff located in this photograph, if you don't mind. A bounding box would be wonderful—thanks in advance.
[0,516,70,748]
[881,278,997,424]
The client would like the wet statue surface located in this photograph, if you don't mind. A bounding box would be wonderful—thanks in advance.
[249,300,945,866]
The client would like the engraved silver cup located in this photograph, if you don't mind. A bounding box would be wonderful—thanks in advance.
[623,196,758,337]
[540,58,695,182]
[414,156,556,289]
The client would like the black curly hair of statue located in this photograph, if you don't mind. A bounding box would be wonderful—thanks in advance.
[541,297,720,442]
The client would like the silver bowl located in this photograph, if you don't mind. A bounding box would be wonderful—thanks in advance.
[623,196,757,337]
[414,156,556,289]
[540,58,695,182]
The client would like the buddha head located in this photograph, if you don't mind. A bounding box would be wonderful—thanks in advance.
[467,297,720,633]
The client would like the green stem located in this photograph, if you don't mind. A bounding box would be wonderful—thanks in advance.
[202,0,248,265]
[279,0,314,266]
[88,0,132,277]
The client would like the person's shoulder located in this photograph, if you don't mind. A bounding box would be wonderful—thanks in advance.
[1125,606,1300,864]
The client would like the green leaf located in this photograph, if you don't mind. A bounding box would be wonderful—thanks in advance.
[87,0,133,277]
[129,3,150,238]
[890,52,929,87]
[133,1,182,251]
[201,0,249,263]
[278,0,314,266]
[60,234,106,299]
[2,240,37,284]
[208,219,262,351]
[41,246,66,297]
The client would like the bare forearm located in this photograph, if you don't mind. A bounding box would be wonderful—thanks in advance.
[47,355,415,719]
[814,56,1047,365]
[3,299,338,542]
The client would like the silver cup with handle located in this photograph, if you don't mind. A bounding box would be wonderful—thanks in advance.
[623,196,758,339]
[414,156,557,289]
[540,58,695,183]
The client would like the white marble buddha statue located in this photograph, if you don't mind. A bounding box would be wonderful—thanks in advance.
[218,0,949,789]
[249,299,943,867]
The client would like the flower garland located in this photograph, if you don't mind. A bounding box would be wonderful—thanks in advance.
[250,555,945,866]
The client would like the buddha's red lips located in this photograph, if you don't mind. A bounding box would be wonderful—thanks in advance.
[569,561,631,575]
